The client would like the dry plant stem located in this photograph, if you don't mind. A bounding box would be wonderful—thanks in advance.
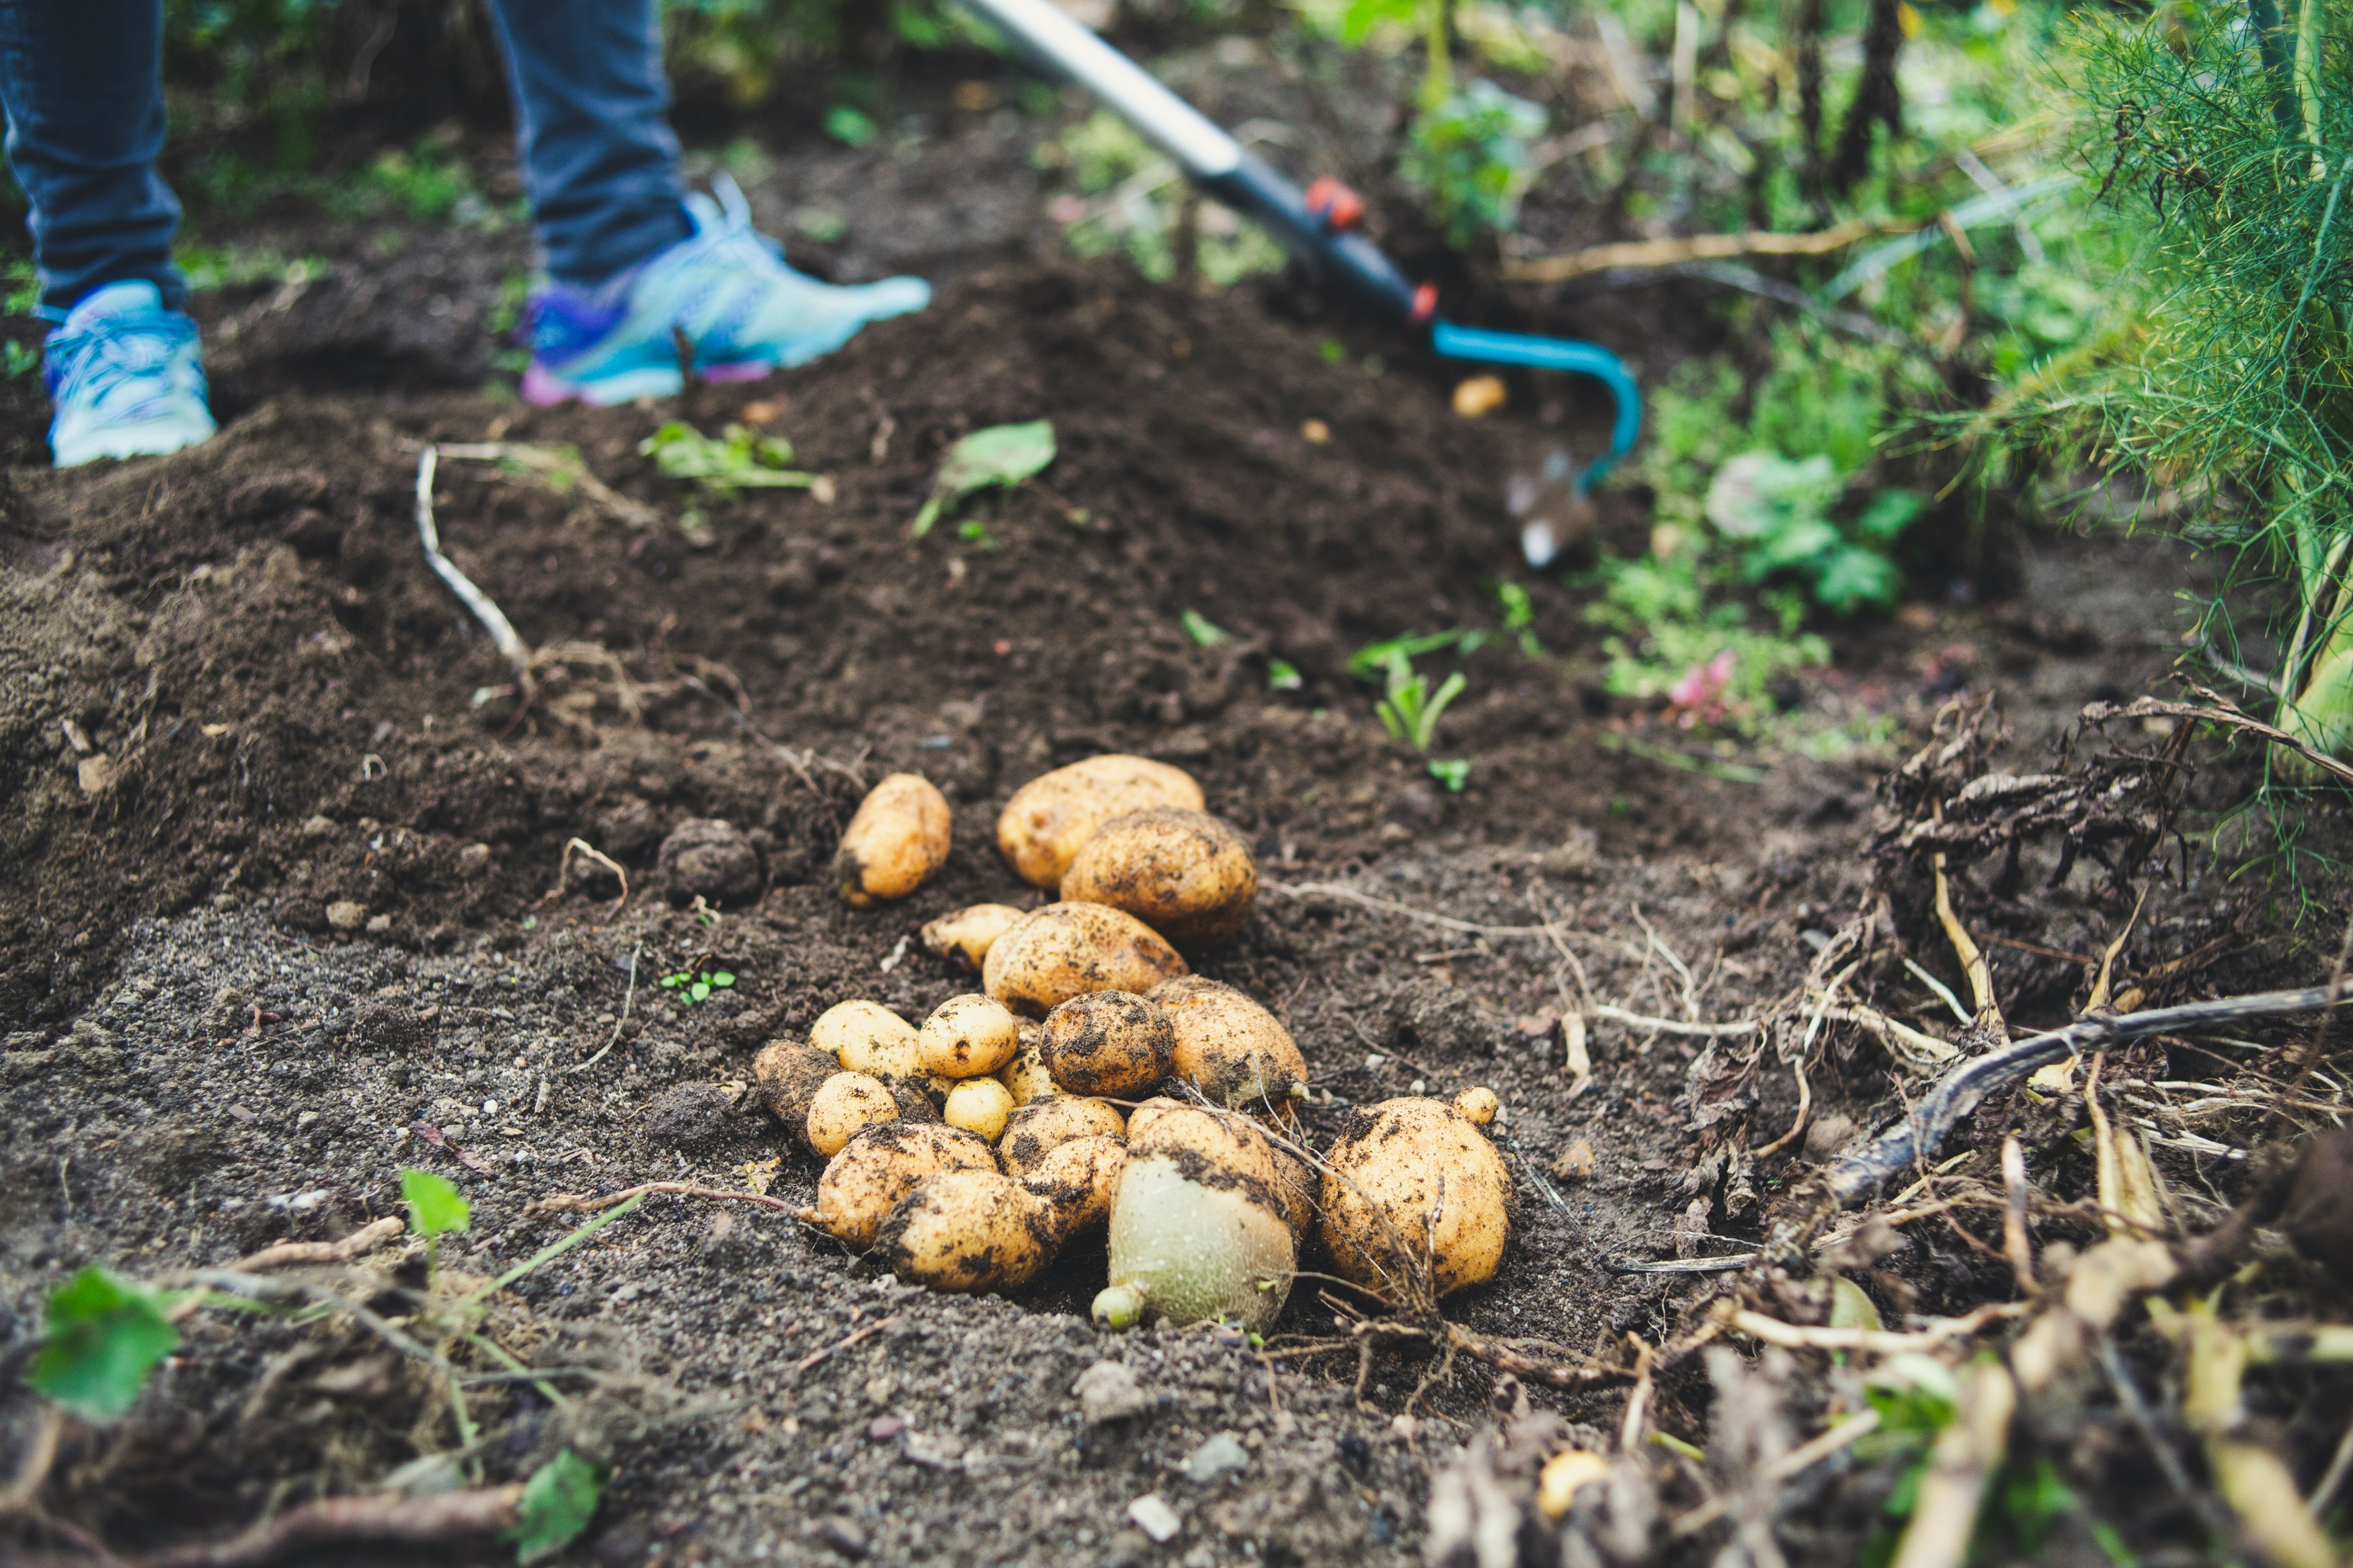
[1825,986,2338,1204]
[1502,215,1908,282]
[2183,1309,2341,1568]
[1670,1409,1881,1538]
[231,1215,405,1273]
[165,1268,453,1372]
[791,1314,902,1376]
[531,1182,799,1216]
[1929,814,1999,1026]
[0,1405,63,1516]
[569,942,641,1075]
[1587,1003,1757,1038]
[136,1481,524,1568]
[438,440,664,530]
[2084,692,2353,789]
[550,837,628,919]
[2085,1055,2167,1236]
[413,446,534,694]
[2000,1134,2036,1292]
[1887,1361,2015,1568]
[1618,1337,1655,1452]
[1722,1300,2026,1356]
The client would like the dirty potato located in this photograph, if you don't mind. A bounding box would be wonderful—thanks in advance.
[1021,1134,1127,1238]
[996,755,1205,889]
[917,993,1021,1079]
[1059,808,1257,950]
[811,999,922,1079]
[1147,976,1309,1115]
[805,1071,903,1157]
[1319,1096,1511,1297]
[1040,989,1175,1098]
[799,1122,997,1248]
[1094,1101,1294,1333]
[921,903,1025,971]
[982,902,1189,1018]
[997,1096,1127,1178]
[752,1039,839,1143]
[879,1169,1063,1293]
[997,1024,1060,1105]
[943,1076,1016,1142]
[834,772,951,907]
[1453,1086,1499,1127]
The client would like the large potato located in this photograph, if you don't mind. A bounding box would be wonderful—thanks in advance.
[1060,808,1258,950]
[922,903,1025,971]
[806,1071,902,1157]
[801,1122,996,1248]
[998,1024,1060,1106]
[1148,977,1310,1115]
[918,993,1021,1079]
[1022,1134,1127,1238]
[812,999,922,1079]
[752,1039,838,1142]
[879,1169,1062,1293]
[1095,1102,1294,1333]
[834,773,951,907]
[996,755,1205,889]
[1319,1097,1511,1298]
[982,902,1189,1018]
[1041,990,1176,1098]
[998,1096,1127,1178]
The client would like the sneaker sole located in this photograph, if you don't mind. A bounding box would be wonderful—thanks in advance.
[52,413,216,468]
[521,362,688,409]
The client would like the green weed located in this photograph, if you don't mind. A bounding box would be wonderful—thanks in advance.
[1373,649,1467,751]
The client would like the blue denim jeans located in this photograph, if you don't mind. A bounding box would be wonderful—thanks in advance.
[0,0,694,315]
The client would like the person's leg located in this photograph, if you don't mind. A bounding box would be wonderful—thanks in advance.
[489,0,930,407]
[483,0,689,288]
[0,0,211,464]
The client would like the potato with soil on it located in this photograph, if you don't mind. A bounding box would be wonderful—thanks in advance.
[657,818,764,905]
[1147,976,1309,1116]
[752,1039,839,1145]
[1022,1134,1127,1239]
[922,903,1026,972]
[879,1168,1064,1292]
[1094,1100,1295,1333]
[982,901,1188,1018]
[800,1121,998,1248]
[998,1024,1059,1105]
[943,1076,1016,1142]
[811,999,922,1079]
[1319,1096,1511,1298]
[918,993,1021,1079]
[834,772,951,907]
[805,1071,903,1157]
[1041,990,1175,1098]
[997,1095,1127,1178]
[1059,808,1258,950]
[996,755,1205,889]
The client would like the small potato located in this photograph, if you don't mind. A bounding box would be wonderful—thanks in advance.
[1148,976,1310,1115]
[806,1071,902,1157]
[996,755,1205,889]
[834,772,951,907]
[752,1040,838,1138]
[1060,808,1258,950]
[1319,1097,1511,1297]
[1041,989,1176,1098]
[879,1169,1062,1292]
[800,1122,997,1248]
[1453,1086,1499,1127]
[983,902,1189,1018]
[998,1096,1127,1178]
[922,903,1026,972]
[811,999,922,1079]
[944,1077,1016,1142]
[998,1024,1060,1106]
[1022,1134,1127,1238]
[918,993,1021,1079]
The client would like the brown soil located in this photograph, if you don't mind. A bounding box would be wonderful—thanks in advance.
[2,106,2347,1568]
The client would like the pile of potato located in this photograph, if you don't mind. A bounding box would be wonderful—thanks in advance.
[754,754,1513,1329]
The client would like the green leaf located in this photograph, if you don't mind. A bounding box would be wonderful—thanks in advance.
[912,421,1056,537]
[1705,450,1841,541]
[709,972,735,988]
[1427,758,1471,792]
[1267,659,1303,692]
[1827,1276,1882,1331]
[507,1448,606,1565]
[1346,628,1470,679]
[1851,489,1924,544]
[1812,547,1903,612]
[824,104,878,147]
[402,1168,471,1239]
[1181,609,1231,647]
[638,422,817,493]
[28,1268,180,1421]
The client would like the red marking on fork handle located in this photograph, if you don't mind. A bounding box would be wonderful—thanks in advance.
[1304,176,1365,232]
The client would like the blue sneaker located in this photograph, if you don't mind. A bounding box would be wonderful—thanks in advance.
[522,175,930,407]
[44,281,217,468]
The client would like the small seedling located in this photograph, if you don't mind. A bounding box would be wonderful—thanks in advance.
[508,1448,606,1565]
[403,1166,470,1283]
[912,420,1056,538]
[1493,580,1541,657]
[3,341,39,379]
[1181,609,1231,647]
[1347,628,1484,679]
[28,1268,182,1421]
[957,518,998,549]
[659,966,735,1004]
[639,422,820,492]
[1267,659,1304,691]
[1427,758,1471,792]
[1374,650,1466,752]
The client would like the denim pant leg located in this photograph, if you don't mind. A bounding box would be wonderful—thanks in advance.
[0,0,186,315]
[486,0,691,289]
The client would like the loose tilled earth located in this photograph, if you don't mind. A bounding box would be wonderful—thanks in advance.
[3,75,2352,1568]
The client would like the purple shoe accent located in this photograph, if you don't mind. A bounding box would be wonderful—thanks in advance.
[525,282,632,360]
[696,358,775,384]
[520,363,580,407]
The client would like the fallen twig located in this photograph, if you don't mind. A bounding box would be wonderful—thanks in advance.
[231,1216,405,1274]
[528,1182,797,1216]
[791,1314,902,1376]
[1503,216,1907,283]
[1824,987,2339,1205]
[1721,1301,2027,1357]
[413,446,533,695]
[438,440,664,530]
[569,942,641,1075]
[136,1481,523,1568]
[1264,880,1549,938]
